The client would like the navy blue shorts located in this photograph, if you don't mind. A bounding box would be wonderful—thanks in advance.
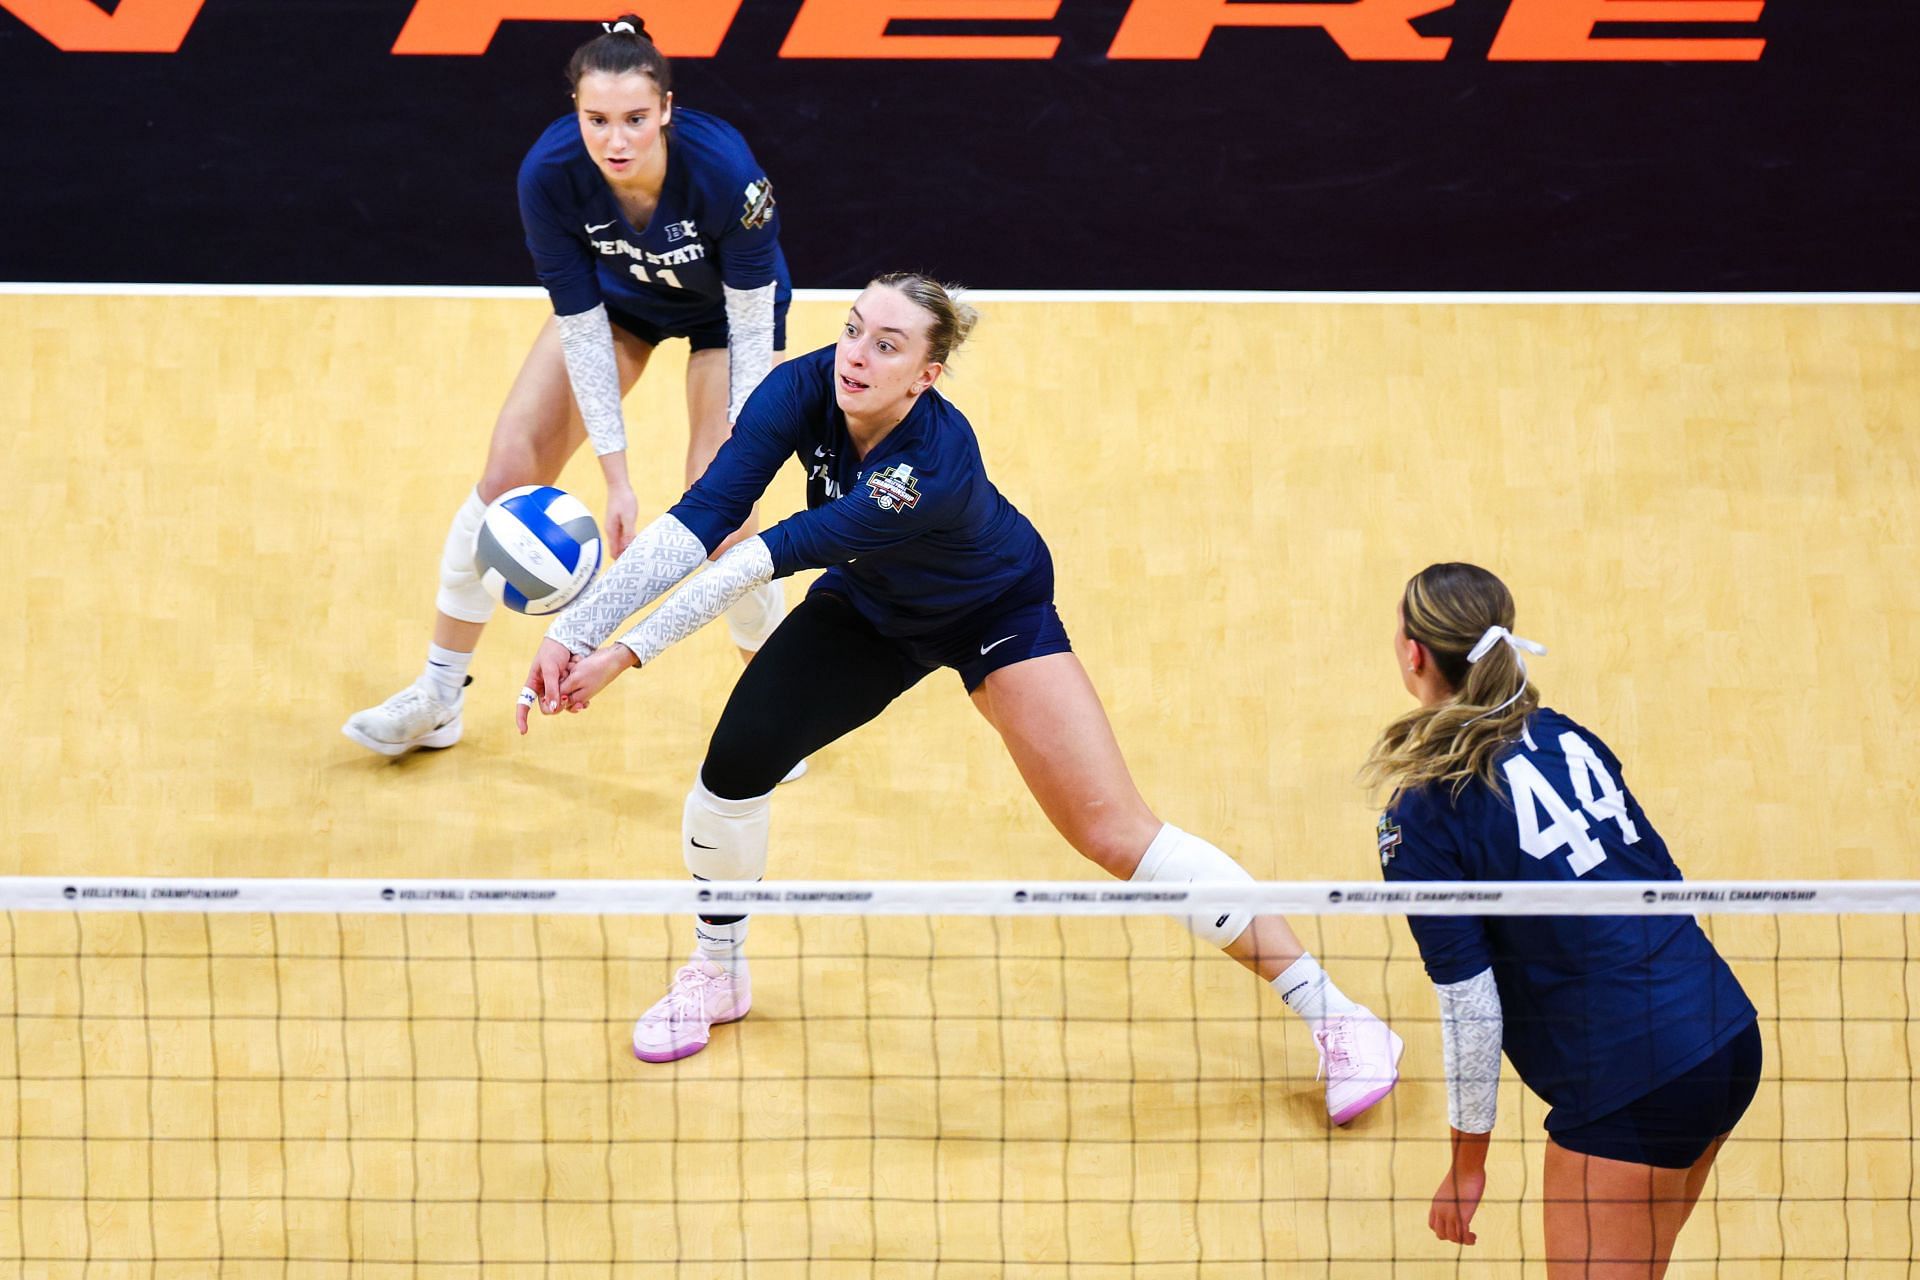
[608,296,790,353]
[699,585,1073,799]
[1549,1020,1763,1169]
[808,564,1074,695]
[904,596,1074,693]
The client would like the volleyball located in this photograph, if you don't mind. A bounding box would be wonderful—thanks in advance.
[473,485,602,616]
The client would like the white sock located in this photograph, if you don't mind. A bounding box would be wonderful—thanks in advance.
[1272,953,1361,1034]
[694,915,750,981]
[422,643,472,705]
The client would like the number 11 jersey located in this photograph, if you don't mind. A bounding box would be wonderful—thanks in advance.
[1379,707,1755,1130]
[517,108,792,330]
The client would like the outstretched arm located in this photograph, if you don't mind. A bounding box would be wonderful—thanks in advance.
[546,513,710,656]
[552,536,776,710]
[517,361,815,730]
[516,513,709,730]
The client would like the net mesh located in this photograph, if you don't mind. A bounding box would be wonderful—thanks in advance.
[1,878,1914,1277]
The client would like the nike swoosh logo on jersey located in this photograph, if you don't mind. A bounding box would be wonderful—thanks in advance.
[980,635,1018,655]
[585,220,616,233]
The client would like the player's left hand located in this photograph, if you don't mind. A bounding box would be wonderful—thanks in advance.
[517,638,577,734]
[1429,1163,1485,1246]
[604,482,639,559]
[556,645,639,711]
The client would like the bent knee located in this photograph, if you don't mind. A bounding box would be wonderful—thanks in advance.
[1068,811,1163,877]
[481,401,580,499]
[702,721,797,801]
[478,438,556,501]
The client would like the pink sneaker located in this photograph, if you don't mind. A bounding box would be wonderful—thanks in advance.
[1316,1010,1404,1124]
[632,956,751,1063]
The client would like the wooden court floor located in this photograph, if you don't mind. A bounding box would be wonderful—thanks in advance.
[1,296,1917,1276]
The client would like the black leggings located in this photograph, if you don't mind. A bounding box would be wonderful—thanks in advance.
[700,593,935,800]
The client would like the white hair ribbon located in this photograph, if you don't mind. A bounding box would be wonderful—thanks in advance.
[1462,626,1547,725]
[1466,625,1547,664]
[602,19,638,34]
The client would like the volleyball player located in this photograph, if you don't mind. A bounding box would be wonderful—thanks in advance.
[344,15,795,760]
[515,274,1405,1122]
[1365,563,1760,1274]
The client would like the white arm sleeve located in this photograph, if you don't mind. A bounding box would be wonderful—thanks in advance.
[555,304,628,457]
[618,537,775,667]
[722,283,778,424]
[1435,967,1503,1134]
[544,513,707,656]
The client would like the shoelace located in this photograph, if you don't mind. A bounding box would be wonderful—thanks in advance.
[661,965,723,1024]
[1314,1023,1352,1082]
[386,685,433,714]
[387,683,454,725]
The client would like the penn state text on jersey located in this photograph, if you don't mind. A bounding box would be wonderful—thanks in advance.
[518,107,793,330]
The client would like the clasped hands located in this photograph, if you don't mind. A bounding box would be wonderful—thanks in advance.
[515,637,638,734]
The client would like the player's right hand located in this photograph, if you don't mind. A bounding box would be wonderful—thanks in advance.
[517,638,577,733]
[1429,1163,1485,1246]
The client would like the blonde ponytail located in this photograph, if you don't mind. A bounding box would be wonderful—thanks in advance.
[869,272,977,365]
[1361,564,1541,808]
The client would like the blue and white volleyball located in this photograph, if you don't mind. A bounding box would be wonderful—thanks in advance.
[473,486,602,616]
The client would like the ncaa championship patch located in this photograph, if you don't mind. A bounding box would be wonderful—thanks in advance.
[740,178,776,230]
[866,464,921,513]
[1376,814,1402,867]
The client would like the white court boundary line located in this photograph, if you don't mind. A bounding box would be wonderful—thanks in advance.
[1,283,1916,305]
[0,877,1910,916]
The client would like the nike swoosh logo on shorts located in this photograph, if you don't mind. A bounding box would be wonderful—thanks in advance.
[586,220,616,233]
[980,635,1018,655]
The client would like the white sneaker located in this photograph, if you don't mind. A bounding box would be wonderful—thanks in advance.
[342,679,465,757]
[633,955,751,1063]
[1315,1010,1404,1124]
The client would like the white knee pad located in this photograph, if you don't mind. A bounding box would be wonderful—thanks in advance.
[724,579,788,652]
[435,488,497,624]
[684,776,772,884]
[1130,824,1254,949]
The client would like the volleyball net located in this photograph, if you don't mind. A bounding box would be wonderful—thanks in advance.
[0,876,1912,1277]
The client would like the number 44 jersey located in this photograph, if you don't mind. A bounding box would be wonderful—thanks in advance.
[1379,707,1755,1131]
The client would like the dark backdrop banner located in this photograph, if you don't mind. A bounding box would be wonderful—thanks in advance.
[2,0,1913,290]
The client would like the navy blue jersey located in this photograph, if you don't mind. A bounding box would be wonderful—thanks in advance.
[517,108,792,329]
[670,346,1050,637]
[1380,708,1754,1130]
